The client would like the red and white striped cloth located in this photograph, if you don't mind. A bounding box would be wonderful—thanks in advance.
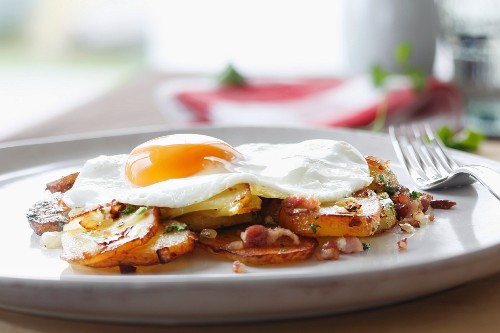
[156,76,462,128]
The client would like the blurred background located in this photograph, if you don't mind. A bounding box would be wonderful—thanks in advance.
[1,0,498,142]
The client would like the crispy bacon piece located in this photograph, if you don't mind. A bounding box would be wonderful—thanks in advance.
[430,200,457,210]
[232,260,247,273]
[316,241,340,261]
[283,195,320,212]
[398,238,408,251]
[393,187,433,220]
[335,236,364,254]
[198,224,317,266]
[241,224,300,247]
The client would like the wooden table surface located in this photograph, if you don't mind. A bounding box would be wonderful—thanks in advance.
[2,72,499,333]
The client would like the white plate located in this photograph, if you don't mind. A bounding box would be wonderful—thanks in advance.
[1,126,500,324]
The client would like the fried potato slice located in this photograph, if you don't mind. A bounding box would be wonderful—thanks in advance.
[160,183,261,219]
[88,221,197,268]
[198,224,318,266]
[61,207,159,267]
[365,156,401,195]
[27,195,69,235]
[278,191,382,237]
[376,192,397,233]
[46,172,79,194]
[177,212,258,231]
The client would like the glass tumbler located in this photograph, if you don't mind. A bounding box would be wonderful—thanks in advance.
[436,0,500,137]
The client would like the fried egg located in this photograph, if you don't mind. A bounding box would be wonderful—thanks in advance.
[63,134,372,209]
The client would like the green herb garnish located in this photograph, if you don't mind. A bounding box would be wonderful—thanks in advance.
[437,126,485,152]
[310,223,321,234]
[362,243,371,251]
[218,64,247,87]
[164,222,188,234]
[120,205,138,215]
[384,185,396,197]
[410,191,422,200]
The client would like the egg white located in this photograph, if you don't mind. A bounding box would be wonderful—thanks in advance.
[63,139,372,209]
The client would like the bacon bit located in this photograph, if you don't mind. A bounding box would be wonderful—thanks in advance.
[430,200,457,209]
[119,264,136,274]
[349,216,362,227]
[335,236,364,254]
[109,202,126,219]
[316,241,340,260]
[345,201,361,212]
[283,195,320,211]
[419,193,433,213]
[398,238,408,251]
[241,225,300,247]
[232,260,247,273]
[429,214,435,222]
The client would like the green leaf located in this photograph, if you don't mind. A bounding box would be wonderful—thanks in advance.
[370,64,389,88]
[407,68,426,93]
[437,126,485,152]
[217,64,247,87]
[394,41,412,64]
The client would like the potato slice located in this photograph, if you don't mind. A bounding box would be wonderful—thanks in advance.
[278,191,382,237]
[89,221,197,268]
[198,224,318,266]
[160,183,261,219]
[45,172,79,194]
[376,192,397,233]
[365,156,401,195]
[177,212,259,231]
[61,207,159,267]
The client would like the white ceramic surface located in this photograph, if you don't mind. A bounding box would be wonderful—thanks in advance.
[1,126,500,324]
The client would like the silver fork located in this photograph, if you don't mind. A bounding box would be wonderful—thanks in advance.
[389,123,500,201]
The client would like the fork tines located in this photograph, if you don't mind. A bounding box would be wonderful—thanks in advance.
[389,123,459,187]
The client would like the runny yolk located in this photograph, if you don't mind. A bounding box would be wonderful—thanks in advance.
[125,134,240,187]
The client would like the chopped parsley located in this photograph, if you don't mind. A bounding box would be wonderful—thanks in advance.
[377,174,385,183]
[120,205,138,215]
[310,223,321,234]
[384,185,396,196]
[410,191,422,200]
[164,222,188,234]
[362,243,371,251]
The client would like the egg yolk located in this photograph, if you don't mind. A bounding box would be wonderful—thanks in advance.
[125,134,240,186]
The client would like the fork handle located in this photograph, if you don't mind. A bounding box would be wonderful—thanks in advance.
[458,165,500,201]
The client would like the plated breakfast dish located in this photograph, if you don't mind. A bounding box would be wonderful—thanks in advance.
[26,134,455,273]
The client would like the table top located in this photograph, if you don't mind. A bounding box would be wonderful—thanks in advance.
[2,71,499,333]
